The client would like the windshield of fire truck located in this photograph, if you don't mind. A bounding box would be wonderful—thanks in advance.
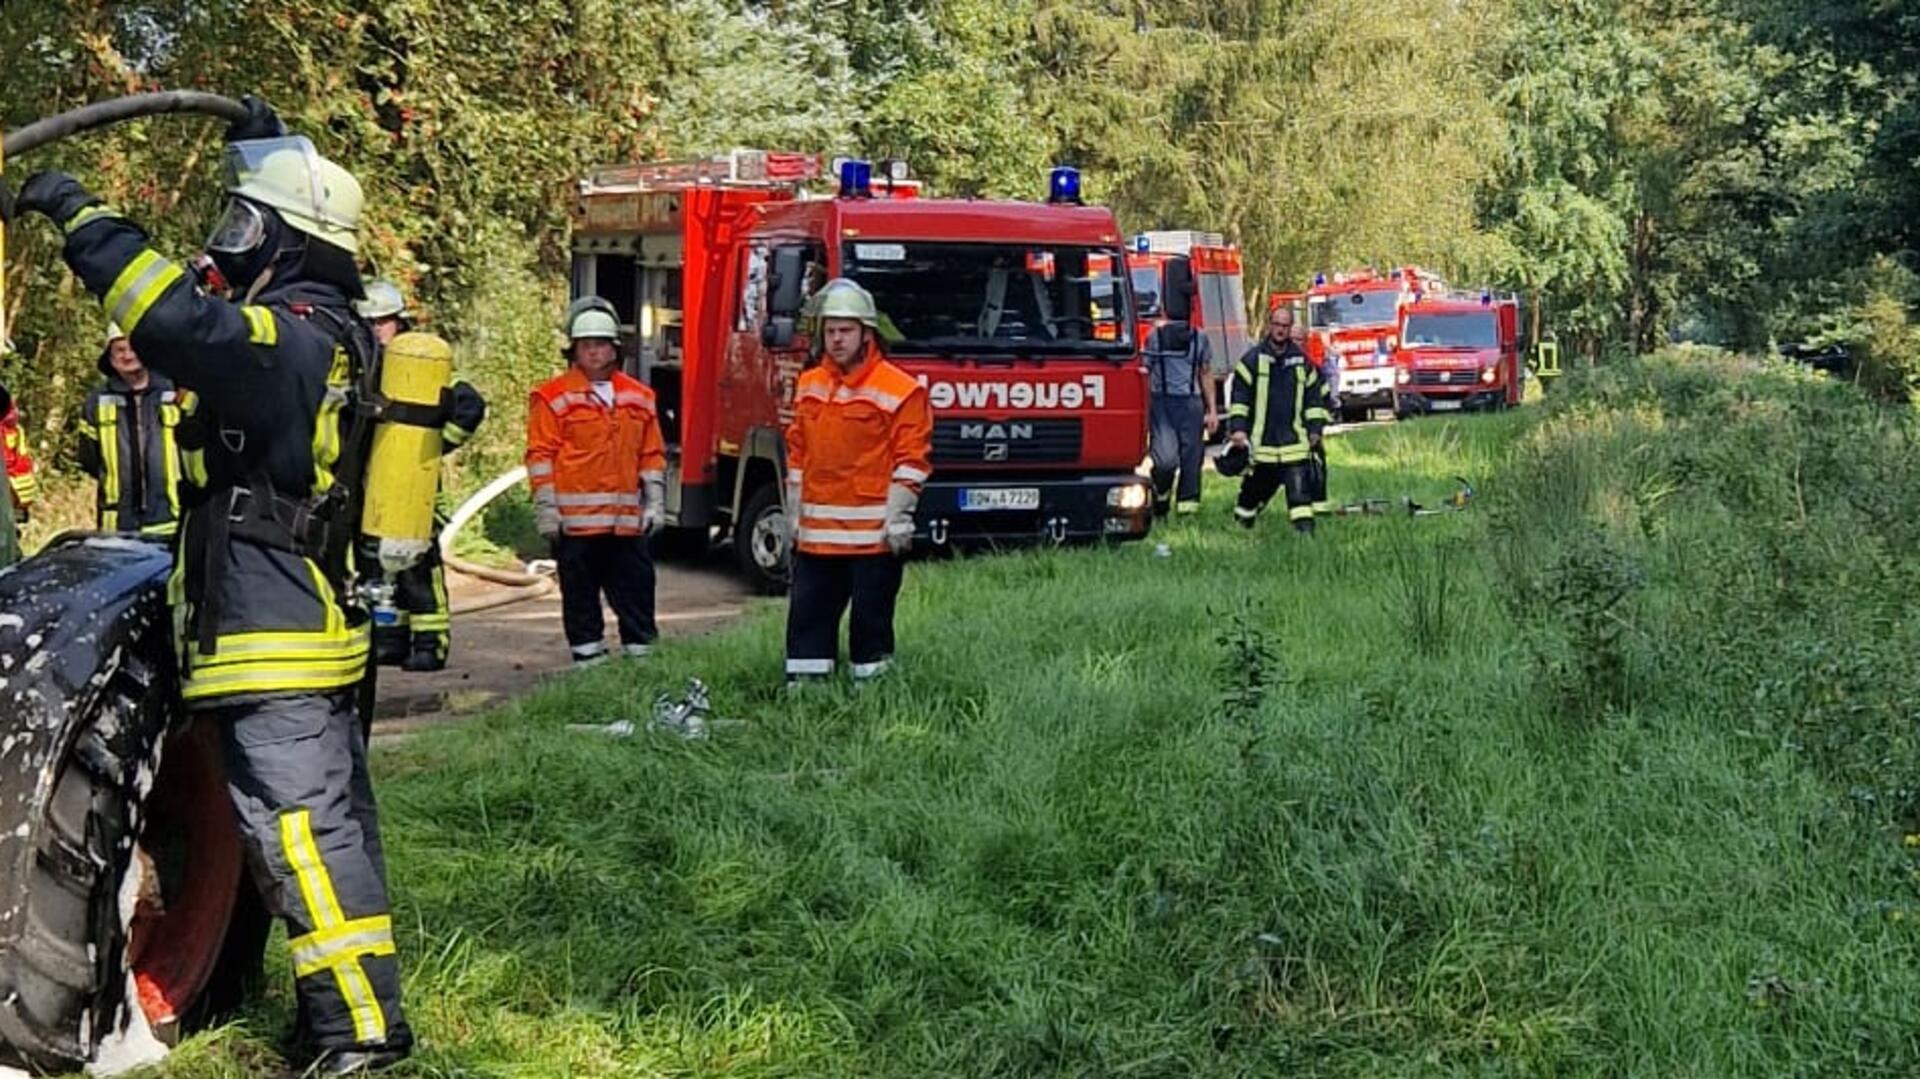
[1403,311,1499,349]
[846,242,1135,355]
[1130,265,1163,316]
[1311,288,1401,329]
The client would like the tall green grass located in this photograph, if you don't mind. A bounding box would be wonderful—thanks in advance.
[131,365,1920,1075]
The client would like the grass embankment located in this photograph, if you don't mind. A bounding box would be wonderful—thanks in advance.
[149,356,1920,1075]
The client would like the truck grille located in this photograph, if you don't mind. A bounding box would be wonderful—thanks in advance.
[932,418,1083,465]
[1412,369,1481,388]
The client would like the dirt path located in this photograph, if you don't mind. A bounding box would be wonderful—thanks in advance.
[371,552,756,740]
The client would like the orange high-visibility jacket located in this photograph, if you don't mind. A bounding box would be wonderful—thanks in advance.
[786,345,934,557]
[526,367,666,537]
[1,404,37,511]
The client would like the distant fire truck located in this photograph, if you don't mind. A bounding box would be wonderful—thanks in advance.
[570,151,1154,591]
[1274,266,1445,423]
[1126,231,1254,399]
[1391,290,1523,414]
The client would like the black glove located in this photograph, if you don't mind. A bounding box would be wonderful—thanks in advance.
[225,95,286,143]
[13,172,101,228]
[445,380,487,435]
[0,178,14,225]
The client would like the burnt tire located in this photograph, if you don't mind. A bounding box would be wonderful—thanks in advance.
[0,656,168,1070]
[0,535,259,1071]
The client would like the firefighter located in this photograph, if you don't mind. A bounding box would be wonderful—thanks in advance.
[1144,297,1216,517]
[526,296,666,667]
[783,279,933,684]
[1292,316,1333,517]
[1228,305,1330,533]
[0,379,32,566]
[75,324,206,536]
[356,280,485,671]
[2,101,413,1072]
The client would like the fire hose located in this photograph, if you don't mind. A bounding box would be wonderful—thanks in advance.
[440,466,556,614]
[3,92,248,352]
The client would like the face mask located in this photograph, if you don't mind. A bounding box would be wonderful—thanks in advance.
[205,199,280,295]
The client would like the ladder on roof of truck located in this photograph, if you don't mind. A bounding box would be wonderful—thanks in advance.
[580,149,823,194]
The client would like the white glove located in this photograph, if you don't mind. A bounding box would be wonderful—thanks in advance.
[784,479,802,547]
[535,502,561,541]
[885,482,917,556]
[642,473,667,537]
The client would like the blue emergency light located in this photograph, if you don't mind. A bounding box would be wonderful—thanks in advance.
[1314,273,1327,287]
[1135,234,1150,253]
[839,159,873,199]
[1480,289,1493,306]
[1048,166,1083,205]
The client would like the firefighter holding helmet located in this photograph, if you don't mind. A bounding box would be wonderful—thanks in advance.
[525,297,667,666]
[783,279,932,684]
[355,279,487,671]
[2,99,412,1072]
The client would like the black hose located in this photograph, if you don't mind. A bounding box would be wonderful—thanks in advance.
[3,91,246,159]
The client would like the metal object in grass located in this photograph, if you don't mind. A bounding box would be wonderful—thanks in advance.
[649,678,711,740]
[1404,477,1474,517]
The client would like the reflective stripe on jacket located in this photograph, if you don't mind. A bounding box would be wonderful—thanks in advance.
[785,345,933,557]
[77,375,203,535]
[1228,340,1330,464]
[526,367,666,537]
[1,406,37,510]
[59,207,369,707]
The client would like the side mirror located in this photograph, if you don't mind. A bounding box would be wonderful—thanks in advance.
[762,317,796,349]
[768,248,806,318]
[1162,257,1195,321]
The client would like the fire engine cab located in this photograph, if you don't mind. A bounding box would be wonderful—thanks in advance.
[570,151,1154,591]
[1126,231,1254,413]
[1274,266,1445,423]
[1390,290,1522,414]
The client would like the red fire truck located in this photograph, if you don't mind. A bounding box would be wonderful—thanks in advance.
[1273,266,1445,423]
[1126,231,1253,422]
[1390,290,1522,415]
[570,151,1154,591]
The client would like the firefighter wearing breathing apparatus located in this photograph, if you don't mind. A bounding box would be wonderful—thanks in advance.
[75,323,207,535]
[355,280,486,672]
[2,99,414,1072]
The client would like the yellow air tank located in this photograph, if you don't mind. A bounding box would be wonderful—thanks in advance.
[362,330,452,568]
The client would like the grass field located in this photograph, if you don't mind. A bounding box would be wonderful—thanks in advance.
[130,357,1920,1075]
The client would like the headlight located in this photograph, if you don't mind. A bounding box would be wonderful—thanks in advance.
[1396,368,1411,385]
[1109,483,1150,509]
[1481,365,1499,384]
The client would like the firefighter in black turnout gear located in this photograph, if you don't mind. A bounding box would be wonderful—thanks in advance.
[1228,304,1330,532]
[356,280,485,672]
[3,99,412,1073]
[76,324,207,535]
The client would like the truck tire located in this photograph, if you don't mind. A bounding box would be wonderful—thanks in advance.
[0,536,257,1071]
[733,484,791,595]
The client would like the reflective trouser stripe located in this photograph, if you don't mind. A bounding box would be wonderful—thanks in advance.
[1175,501,1201,514]
[851,659,891,680]
[279,810,386,1044]
[1234,506,1258,521]
[786,658,833,676]
[1289,504,1315,521]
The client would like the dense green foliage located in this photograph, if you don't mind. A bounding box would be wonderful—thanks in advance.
[4,0,1916,500]
[112,363,1920,1075]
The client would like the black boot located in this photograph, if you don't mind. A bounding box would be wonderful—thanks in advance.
[319,1043,412,1074]
[401,634,446,672]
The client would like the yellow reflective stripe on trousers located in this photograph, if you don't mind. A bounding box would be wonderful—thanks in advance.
[289,915,396,978]
[99,400,121,529]
[278,810,387,1043]
[104,250,186,333]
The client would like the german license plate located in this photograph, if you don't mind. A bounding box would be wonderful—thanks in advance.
[1430,398,1463,412]
[961,487,1041,512]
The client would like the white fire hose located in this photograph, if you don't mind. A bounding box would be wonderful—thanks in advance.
[440,466,556,614]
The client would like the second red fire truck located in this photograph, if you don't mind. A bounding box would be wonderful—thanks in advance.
[570,151,1154,591]
[1390,290,1523,414]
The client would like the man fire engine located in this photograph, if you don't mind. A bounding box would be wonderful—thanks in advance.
[1391,289,1522,415]
[1274,266,1444,423]
[568,152,1153,591]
